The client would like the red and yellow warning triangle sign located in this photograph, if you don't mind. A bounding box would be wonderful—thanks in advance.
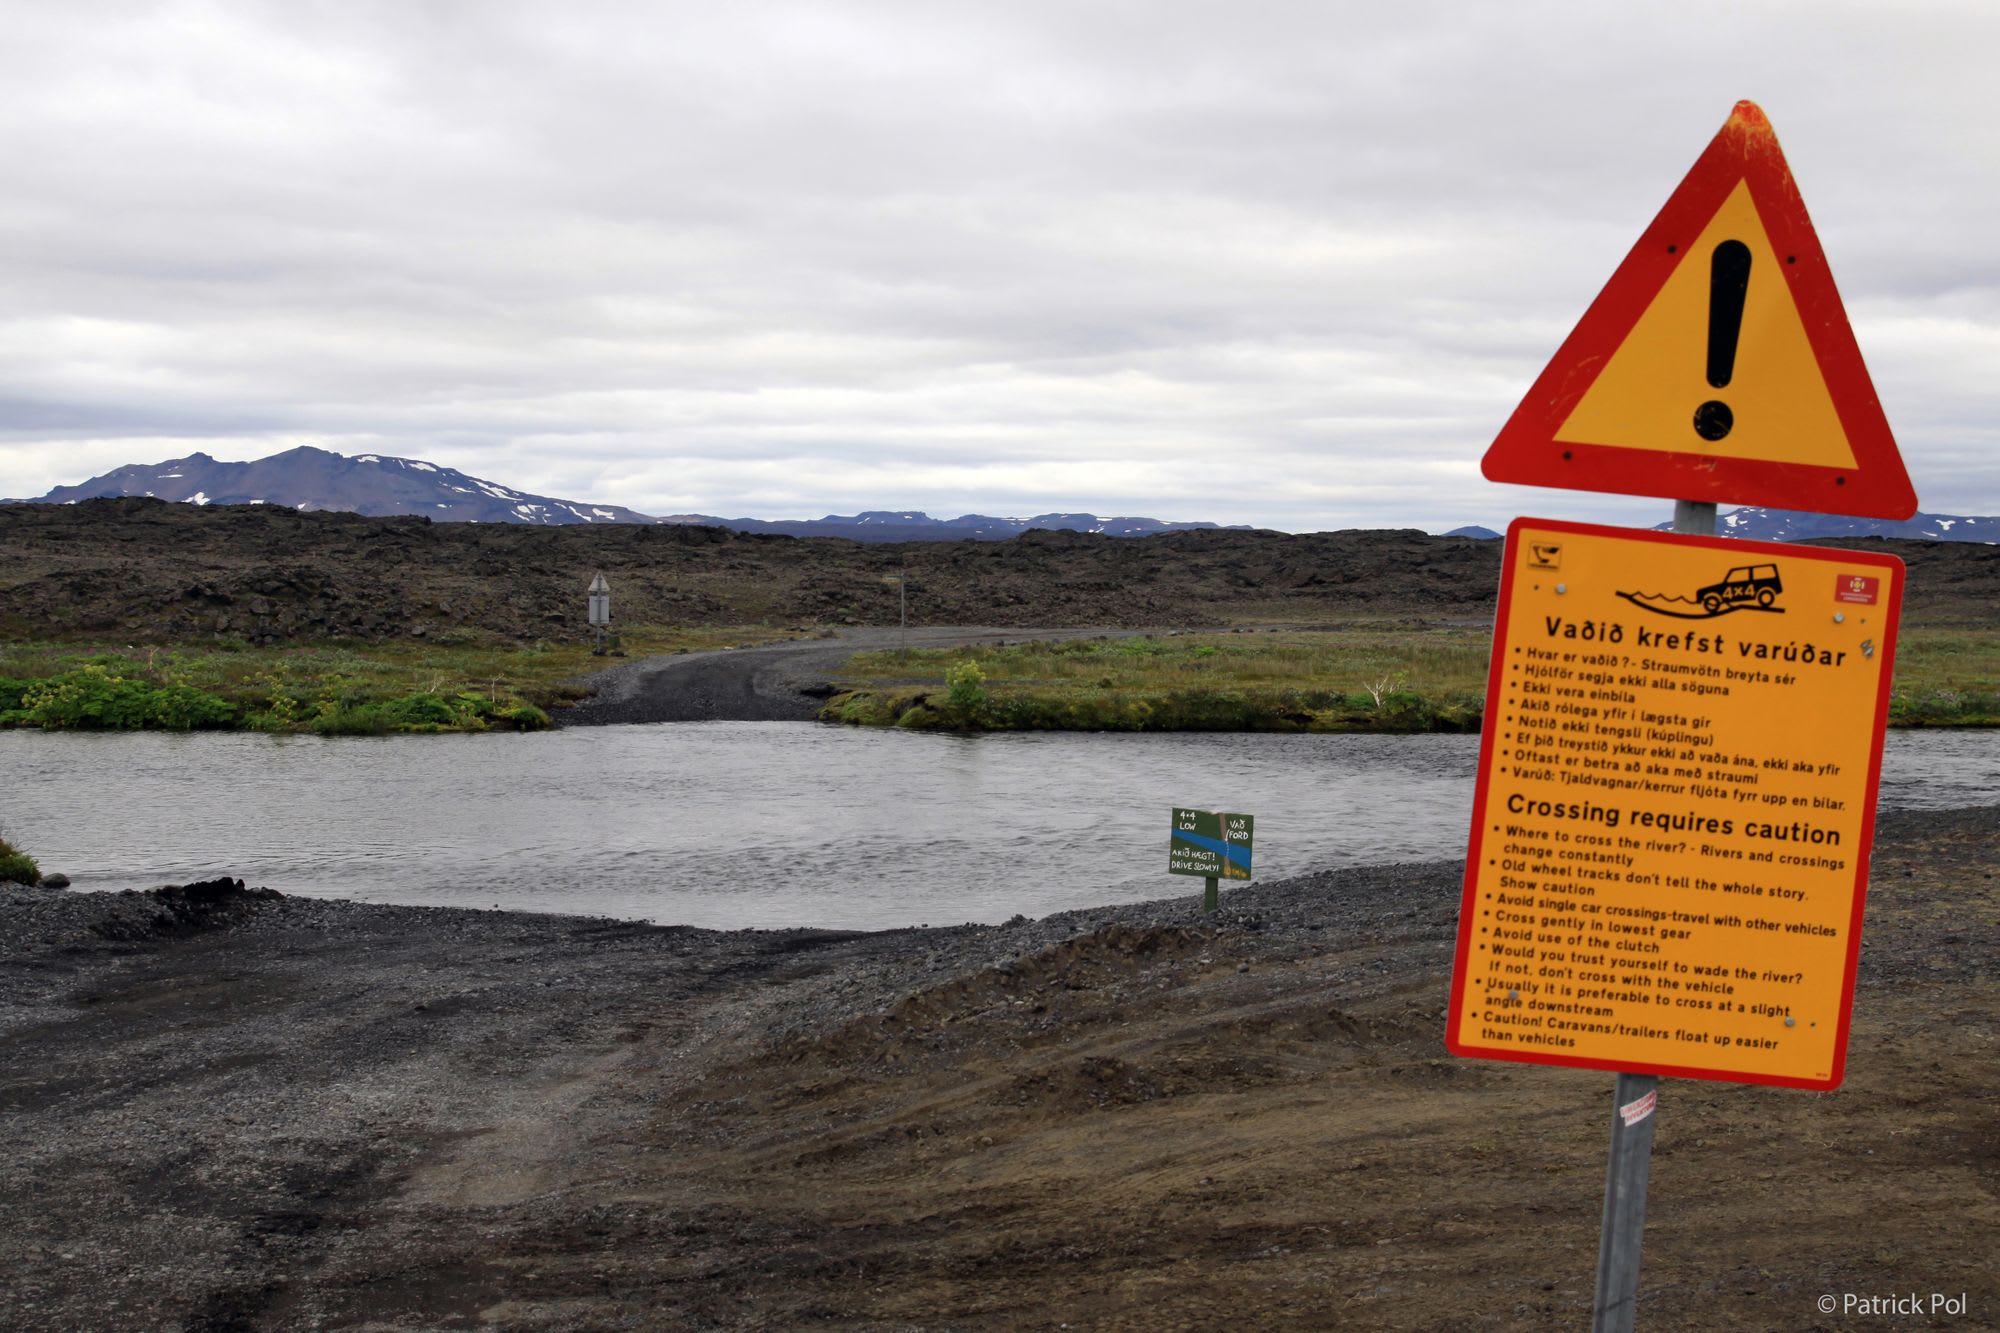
[1483,101,1916,519]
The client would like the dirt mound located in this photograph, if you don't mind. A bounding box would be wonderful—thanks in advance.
[1001,994,1442,1112]
[89,877,282,941]
[777,923,1212,1072]
[712,918,1447,1154]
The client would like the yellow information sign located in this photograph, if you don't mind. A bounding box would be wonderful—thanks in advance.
[1447,518,1904,1089]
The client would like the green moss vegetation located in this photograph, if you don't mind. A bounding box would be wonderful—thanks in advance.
[821,623,2000,735]
[2,621,1990,738]
[0,625,800,735]
[819,627,1495,734]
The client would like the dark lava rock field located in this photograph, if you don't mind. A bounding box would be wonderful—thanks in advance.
[2,496,1995,643]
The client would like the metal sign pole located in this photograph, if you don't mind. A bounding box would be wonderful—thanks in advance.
[1592,1071,1660,1332]
[1591,499,1715,1332]
[1671,500,1718,538]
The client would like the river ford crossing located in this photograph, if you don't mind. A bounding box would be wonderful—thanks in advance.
[1,725,1993,930]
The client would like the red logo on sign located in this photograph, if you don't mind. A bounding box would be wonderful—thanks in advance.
[1835,574,1880,605]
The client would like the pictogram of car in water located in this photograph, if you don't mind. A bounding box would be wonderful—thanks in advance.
[1696,564,1782,614]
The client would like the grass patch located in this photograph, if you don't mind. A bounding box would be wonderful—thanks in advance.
[0,625,801,735]
[0,834,39,886]
[1885,628,2000,726]
[3,622,1989,738]
[821,625,2000,734]
[821,629,1492,733]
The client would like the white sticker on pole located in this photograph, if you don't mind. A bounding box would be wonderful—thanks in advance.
[1619,1091,1659,1129]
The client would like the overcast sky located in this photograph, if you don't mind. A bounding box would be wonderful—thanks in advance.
[2,1,1994,531]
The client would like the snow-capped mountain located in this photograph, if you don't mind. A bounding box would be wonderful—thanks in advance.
[20,446,658,526]
[1439,509,1996,543]
[1654,507,1999,543]
[8,446,1244,538]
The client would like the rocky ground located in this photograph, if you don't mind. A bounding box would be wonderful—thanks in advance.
[0,807,1992,1331]
[7,497,1999,645]
[0,498,1493,643]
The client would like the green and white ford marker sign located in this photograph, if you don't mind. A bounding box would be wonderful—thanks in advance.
[1169,807,1254,880]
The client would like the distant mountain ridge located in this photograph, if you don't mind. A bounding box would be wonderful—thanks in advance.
[25,448,1987,543]
[1658,507,1999,543]
[1439,509,1996,543]
[8,446,1248,541]
[659,509,1251,541]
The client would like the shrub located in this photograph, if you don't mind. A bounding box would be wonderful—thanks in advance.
[945,660,988,723]
[147,682,238,730]
[1362,670,1410,707]
[492,702,552,730]
[14,665,236,731]
[21,665,155,728]
[384,692,458,731]
[1376,690,1437,731]
[249,671,301,729]
[0,837,40,886]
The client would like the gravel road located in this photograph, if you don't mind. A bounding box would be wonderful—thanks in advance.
[556,625,1144,725]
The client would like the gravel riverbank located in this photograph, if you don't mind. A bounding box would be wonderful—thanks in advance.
[1,806,1993,1330]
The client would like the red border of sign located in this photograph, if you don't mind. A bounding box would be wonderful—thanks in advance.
[1482,102,1917,521]
[1445,517,1904,1089]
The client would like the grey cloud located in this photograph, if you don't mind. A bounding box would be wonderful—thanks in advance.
[0,1,1994,529]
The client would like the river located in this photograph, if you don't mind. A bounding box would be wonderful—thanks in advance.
[2,725,1994,930]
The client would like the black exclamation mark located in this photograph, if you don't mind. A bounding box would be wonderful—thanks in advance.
[1693,240,1751,441]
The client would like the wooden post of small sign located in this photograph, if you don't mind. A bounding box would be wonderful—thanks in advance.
[1591,499,1714,1333]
